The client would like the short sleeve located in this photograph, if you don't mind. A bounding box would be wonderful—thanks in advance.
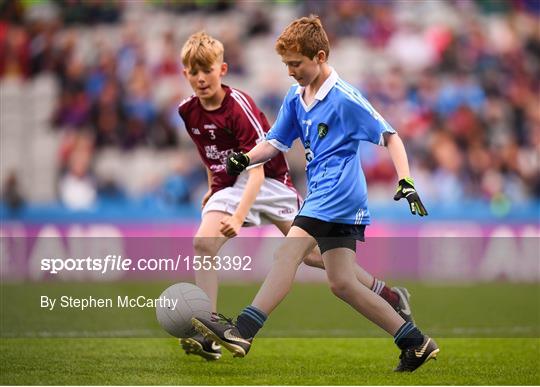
[266,88,300,152]
[230,91,268,153]
[175,112,187,136]
[176,103,193,143]
[340,93,396,146]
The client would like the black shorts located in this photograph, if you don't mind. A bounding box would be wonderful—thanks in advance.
[292,215,366,254]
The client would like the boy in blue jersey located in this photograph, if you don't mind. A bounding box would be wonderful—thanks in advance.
[193,16,438,372]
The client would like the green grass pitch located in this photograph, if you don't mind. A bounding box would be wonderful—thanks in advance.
[1,282,539,385]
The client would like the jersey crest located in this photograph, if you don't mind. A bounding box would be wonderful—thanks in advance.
[317,123,329,139]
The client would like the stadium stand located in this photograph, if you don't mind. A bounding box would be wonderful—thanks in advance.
[1,0,538,222]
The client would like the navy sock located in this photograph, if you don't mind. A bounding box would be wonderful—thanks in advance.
[394,322,424,350]
[236,305,267,339]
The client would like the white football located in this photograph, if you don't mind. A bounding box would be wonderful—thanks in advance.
[156,282,212,338]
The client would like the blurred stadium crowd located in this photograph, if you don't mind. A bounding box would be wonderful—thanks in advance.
[0,0,539,218]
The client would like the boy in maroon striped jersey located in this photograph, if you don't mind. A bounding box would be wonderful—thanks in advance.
[177,32,413,361]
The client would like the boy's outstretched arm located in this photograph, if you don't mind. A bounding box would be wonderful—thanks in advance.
[219,165,265,238]
[384,133,428,216]
[226,141,280,176]
[220,141,280,237]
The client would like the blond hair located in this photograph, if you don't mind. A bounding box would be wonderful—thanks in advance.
[181,31,224,69]
[275,15,330,59]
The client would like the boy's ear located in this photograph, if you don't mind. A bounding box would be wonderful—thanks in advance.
[182,68,188,78]
[220,62,228,76]
[316,50,327,64]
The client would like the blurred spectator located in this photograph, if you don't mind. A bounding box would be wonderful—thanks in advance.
[1,171,25,212]
[59,143,96,210]
[159,170,191,206]
[153,30,181,79]
[0,25,29,79]
[57,130,94,176]
[142,155,192,209]
[52,87,91,129]
[28,19,58,76]
[245,8,272,37]
[122,64,155,149]
[221,27,246,75]
[90,79,124,148]
[58,0,121,25]
[435,73,486,117]
[85,46,117,100]
[0,0,25,24]
[258,72,285,122]
[151,93,183,149]
[430,132,466,203]
[387,21,437,72]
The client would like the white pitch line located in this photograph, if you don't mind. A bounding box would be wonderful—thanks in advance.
[1,329,160,338]
[1,326,537,338]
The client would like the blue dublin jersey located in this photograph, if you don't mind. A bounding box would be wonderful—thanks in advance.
[266,69,396,225]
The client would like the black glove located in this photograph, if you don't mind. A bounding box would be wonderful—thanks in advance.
[393,177,428,216]
[226,152,250,176]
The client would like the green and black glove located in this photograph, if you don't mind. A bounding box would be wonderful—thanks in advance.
[393,177,428,216]
[226,152,250,176]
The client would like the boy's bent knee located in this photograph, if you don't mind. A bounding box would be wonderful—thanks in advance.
[193,237,219,256]
[328,278,355,299]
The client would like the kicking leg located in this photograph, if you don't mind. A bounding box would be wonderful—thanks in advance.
[322,247,438,372]
[272,219,412,322]
[322,247,404,335]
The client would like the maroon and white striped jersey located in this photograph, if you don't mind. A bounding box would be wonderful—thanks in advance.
[178,85,293,194]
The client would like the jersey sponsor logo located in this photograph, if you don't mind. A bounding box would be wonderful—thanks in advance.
[279,207,295,215]
[210,164,226,173]
[302,119,314,164]
[205,145,233,164]
[191,128,201,135]
[302,119,313,132]
[318,123,329,138]
[304,140,314,163]
[204,124,217,129]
